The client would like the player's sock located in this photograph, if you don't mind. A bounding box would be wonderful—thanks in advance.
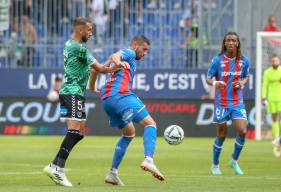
[112,136,133,169]
[232,135,245,161]
[279,137,281,144]
[52,129,84,168]
[143,125,157,158]
[272,121,280,139]
[213,137,224,165]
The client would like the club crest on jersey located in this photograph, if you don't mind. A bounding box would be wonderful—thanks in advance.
[220,61,227,67]
[238,60,243,68]
[77,112,82,118]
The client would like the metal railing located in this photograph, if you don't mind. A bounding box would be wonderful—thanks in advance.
[0,0,233,69]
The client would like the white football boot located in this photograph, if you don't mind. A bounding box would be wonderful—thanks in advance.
[43,163,72,187]
[105,169,124,186]
[140,157,165,181]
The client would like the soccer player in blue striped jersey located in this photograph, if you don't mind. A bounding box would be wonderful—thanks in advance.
[206,32,249,176]
[97,35,165,185]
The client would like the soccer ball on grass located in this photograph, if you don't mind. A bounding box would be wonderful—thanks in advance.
[164,125,184,145]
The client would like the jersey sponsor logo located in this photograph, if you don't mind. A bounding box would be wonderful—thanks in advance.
[60,107,68,115]
[221,71,241,76]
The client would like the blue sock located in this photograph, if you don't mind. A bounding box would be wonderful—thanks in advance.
[213,137,224,165]
[143,125,157,158]
[112,136,133,169]
[232,135,245,161]
[279,137,281,144]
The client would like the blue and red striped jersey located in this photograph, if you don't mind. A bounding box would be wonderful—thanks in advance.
[100,48,137,100]
[207,53,250,107]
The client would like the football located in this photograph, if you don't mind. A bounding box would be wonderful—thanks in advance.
[164,125,184,145]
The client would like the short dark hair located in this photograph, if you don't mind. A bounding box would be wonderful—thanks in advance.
[132,35,151,45]
[73,17,91,27]
[55,76,62,82]
[271,53,279,59]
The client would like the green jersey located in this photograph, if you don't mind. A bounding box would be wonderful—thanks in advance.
[60,39,96,97]
[262,66,281,102]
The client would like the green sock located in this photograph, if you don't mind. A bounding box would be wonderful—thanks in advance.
[272,121,280,139]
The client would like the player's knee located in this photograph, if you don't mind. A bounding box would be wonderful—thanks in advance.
[217,135,226,141]
[239,129,247,136]
[217,131,227,139]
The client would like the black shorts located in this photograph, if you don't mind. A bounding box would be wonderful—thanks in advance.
[59,94,86,121]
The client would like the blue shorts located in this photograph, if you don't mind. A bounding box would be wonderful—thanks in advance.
[102,94,149,129]
[213,104,247,124]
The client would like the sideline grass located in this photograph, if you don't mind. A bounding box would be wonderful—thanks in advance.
[0,136,280,192]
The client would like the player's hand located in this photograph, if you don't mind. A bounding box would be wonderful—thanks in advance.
[213,81,226,89]
[89,87,100,93]
[90,65,97,72]
[114,61,130,70]
[232,81,243,89]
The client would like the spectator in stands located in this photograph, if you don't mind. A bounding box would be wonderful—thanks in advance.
[4,30,18,68]
[180,24,199,68]
[71,0,87,19]
[147,0,165,9]
[108,0,119,37]
[124,0,143,24]
[21,14,37,68]
[91,0,109,45]
[46,0,70,35]
[11,0,32,22]
[47,76,62,102]
[264,15,280,32]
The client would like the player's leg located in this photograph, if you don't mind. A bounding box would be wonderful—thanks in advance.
[103,96,135,186]
[44,95,85,187]
[271,113,279,139]
[137,115,165,181]
[210,106,229,175]
[211,123,227,175]
[230,106,247,175]
[105,123,135,186]
[269,101,280,140]
[229,118,247,175]
[272,110,281,157]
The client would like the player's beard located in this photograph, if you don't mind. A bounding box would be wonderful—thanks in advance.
[81,36,88,43]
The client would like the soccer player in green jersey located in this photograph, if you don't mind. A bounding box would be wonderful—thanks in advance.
[43,17,124,187]
[262,54,281,157]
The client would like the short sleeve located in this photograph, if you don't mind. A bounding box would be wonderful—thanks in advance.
[77,45,96,65]
[207,57,218,78]
[121,49,136,61]
[86,51,96,66]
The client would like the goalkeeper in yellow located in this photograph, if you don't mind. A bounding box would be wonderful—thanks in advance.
[262,54,281,157]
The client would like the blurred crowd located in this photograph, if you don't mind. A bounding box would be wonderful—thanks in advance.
[0,0,208,69]
[4,0,280,70]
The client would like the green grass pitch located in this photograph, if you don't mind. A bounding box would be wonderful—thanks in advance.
[0,136,280,192]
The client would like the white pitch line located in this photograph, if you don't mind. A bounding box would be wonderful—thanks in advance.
[0,171,42,175]
[0,163,43,168]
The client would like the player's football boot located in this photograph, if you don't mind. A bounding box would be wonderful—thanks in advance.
[273,139,281,157]
[105,169,124,186]
[229,161,244,175]
[43,163,73,187]
[140,158,165,181]
[210,165,222,175]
